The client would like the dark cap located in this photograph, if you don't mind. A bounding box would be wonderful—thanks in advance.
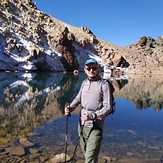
[85,58,98,65]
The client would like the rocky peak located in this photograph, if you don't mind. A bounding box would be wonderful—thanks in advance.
[0,0,163,74]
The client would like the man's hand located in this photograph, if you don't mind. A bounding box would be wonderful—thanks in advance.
[81,112,97,124]
[81,112,88,125]
[65,105,70,116]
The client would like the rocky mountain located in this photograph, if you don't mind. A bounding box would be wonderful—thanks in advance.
[0,0,163,74]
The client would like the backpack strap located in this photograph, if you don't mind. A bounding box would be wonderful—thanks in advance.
[100,78,116,116]
[99,79,107,97]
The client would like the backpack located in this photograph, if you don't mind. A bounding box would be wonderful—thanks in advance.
[100,79,115,116]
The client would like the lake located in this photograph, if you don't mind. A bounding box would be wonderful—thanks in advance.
[0,72,162,163]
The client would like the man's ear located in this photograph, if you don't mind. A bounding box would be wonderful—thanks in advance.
[84,67,87,73]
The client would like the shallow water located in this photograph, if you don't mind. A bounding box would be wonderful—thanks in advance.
[0,72,162,163]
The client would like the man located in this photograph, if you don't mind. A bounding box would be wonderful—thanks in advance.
[65,58,112,163]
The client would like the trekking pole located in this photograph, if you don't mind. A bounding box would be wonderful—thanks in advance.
[71,124,84,163]
[65,113,70,162]
[64,114,68,162]
[71,112,87,162]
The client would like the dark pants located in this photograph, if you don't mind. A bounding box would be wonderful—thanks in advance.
[78,124,103,163]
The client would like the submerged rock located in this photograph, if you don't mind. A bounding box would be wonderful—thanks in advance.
[50,153,71,163]
[5,146,25,156]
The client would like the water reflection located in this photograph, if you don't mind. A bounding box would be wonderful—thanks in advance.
[0,72,81,143]
[0,72,163,162]
[115,74,163,111]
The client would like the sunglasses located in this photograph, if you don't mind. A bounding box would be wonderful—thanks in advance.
[85,67,97,71]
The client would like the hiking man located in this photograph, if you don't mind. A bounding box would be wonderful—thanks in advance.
[65,58,113,163]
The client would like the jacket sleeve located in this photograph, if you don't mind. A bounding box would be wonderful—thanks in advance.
[69,82,83,112]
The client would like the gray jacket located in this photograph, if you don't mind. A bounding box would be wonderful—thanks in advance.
[70,74,112,129]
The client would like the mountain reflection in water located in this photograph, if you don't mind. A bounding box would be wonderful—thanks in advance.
[0,72,162,163]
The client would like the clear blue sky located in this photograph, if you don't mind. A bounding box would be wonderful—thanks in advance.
[34,0,163,46]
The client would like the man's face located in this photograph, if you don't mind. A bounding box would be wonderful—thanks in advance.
[84,63,99,78]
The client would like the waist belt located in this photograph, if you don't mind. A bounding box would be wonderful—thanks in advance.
[81,106,96,112]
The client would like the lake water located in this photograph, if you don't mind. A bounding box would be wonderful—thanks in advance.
[0,72,163,163]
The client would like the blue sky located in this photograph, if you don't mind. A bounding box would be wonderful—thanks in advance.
[34,0,163,46]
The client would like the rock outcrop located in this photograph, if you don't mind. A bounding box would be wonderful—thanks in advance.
[0,0,163,74]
